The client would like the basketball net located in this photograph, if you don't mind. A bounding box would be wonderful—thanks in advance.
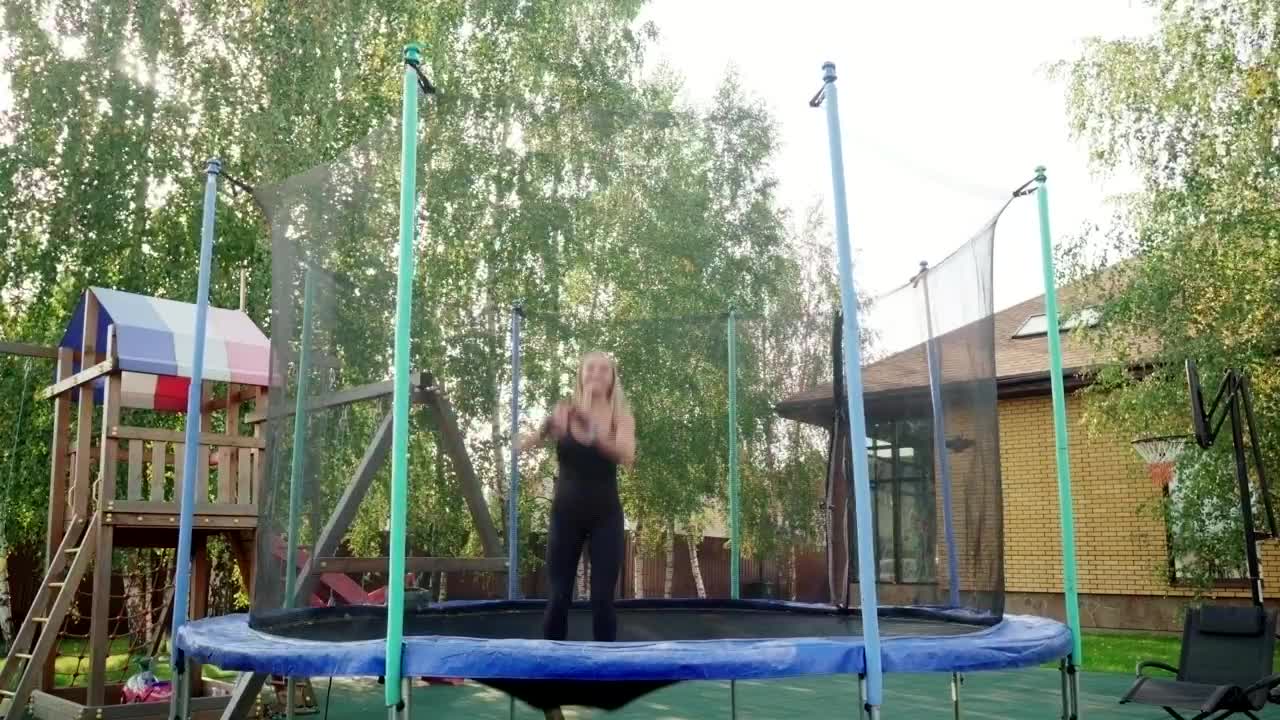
[1146,460,1175,488]
[1132,436,1188,489]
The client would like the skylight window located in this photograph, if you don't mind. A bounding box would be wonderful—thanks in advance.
[1012,306,1100,339]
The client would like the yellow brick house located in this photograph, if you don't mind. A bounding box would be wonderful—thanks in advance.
[774,287,1280,632]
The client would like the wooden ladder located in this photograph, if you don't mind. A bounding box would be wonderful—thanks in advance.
[0,515,98,720]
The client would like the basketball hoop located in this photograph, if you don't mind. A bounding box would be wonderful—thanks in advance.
[1132,435,1190,488]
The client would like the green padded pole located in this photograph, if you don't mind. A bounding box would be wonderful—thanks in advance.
[728,306,740,599]
[1036,165,1083,665]
[385,42,422,712]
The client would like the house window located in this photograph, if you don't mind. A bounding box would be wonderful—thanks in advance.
[1011,306,1100,339]
[866,418,935,584]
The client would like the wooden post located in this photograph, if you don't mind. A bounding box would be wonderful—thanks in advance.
[71,293,99,522]
[190,534,211,698]
[127,440,144,499]
[41,347,73,691]
[252,387,269,505]
[199,381,214,503]
[88,325,121,706]
[150,441,167,502]
[43,348,74,564]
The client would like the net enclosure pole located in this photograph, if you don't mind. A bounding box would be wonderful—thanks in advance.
[281,267,316,720]
[506,304,524,599]
[727,305,740,599]
[916,262,961,608]
[168,158,220,720]
[1035,166,1083,665]
[816,61,884,715]
[386,42,423,714]
[284,268,315,610]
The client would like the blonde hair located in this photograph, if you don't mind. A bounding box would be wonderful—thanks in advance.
[572,351,631,425]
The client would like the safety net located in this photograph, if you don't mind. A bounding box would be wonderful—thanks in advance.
[244,65,1009,657]
[823,210,1007,621]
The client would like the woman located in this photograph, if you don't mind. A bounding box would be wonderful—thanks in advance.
[518,350,636,644]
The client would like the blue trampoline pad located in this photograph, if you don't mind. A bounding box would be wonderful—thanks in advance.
[175,599,1072,711]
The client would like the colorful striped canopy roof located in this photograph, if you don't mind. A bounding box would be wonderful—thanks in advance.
[60,287,270,411]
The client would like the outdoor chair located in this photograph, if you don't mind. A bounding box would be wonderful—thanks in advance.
[1120,604,1280,719]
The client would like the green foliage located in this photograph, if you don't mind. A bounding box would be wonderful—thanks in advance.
[0,0,844,586]
[0,355,48,552]
[1054,0,1280,591]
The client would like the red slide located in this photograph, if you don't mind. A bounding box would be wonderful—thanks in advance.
[269,536,370,606]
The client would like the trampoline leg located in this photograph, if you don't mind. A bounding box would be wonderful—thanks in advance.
[951,672,963,719]
[860,675,879,719]
[1068,657,1080,720]
[385,677,411,720]
[1059,657,1079,720]
[172,658,190,720]
[730,679,737,719]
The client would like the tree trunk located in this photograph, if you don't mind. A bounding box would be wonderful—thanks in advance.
[488,304,507,520]
[123,551,149,640]
[789,542,798,601]
[663,524,675,598]
[761,320,776,476]
[632,522,644,599]
[438,572,449,602]
[576,545,590,600]
[0,554,12,645]
[688,537,707,599]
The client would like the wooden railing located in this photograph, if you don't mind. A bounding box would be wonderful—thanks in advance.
[104,426,264,506]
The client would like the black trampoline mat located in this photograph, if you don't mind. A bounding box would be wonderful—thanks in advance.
[251,599,989,644]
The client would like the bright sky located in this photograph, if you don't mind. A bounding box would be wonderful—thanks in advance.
[638,0,1155,313]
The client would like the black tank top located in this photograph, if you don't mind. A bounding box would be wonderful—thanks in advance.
[554,434,620,513]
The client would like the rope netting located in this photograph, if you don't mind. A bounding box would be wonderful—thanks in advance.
[53,549,175,688]
[1133,436,1188,489]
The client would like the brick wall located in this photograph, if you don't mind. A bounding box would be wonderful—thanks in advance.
[999,391,1280,605]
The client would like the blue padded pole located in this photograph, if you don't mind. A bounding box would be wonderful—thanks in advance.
[506,304,523,599]
[817,61,883,714]
[916,263,960,607]
[169,158,220,720]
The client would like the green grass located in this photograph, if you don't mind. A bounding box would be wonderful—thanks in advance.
[1049,630,1280,675]
[2,637,235,688]
[1078,631,1185,673]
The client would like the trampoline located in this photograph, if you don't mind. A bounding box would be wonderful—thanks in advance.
[168,52,1081,720]
[177,600,1071,710]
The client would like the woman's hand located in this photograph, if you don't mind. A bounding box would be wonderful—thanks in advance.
[591,411,636,468]
[549,401,572,438]
[515,430,542,453]
[516,402,572,453]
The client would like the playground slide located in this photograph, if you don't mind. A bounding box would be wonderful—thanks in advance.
[268,536,370,607]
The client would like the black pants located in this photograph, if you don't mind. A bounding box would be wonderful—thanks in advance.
[542,502,624,641]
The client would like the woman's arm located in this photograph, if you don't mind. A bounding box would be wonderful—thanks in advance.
[592,410,636,467]
[517,402,571,453]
